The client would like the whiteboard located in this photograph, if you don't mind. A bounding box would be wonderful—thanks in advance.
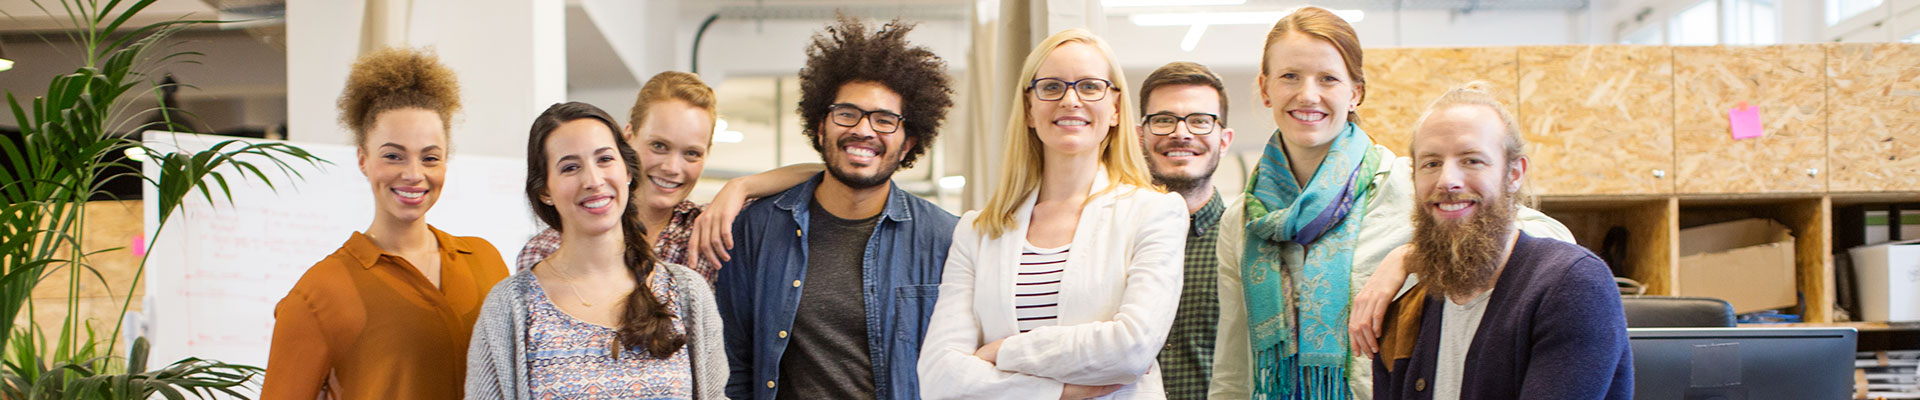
[139,131,536,368]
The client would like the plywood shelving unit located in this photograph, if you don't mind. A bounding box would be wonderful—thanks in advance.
[1362,43,1920,323]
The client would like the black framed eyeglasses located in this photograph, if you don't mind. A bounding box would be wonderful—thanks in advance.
[826,104,903,133]
[1029,78,1113,102]
[1142,112,1220,135]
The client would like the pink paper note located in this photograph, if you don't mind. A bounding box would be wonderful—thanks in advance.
[1728,102,1763,140]
[132,234,146,257]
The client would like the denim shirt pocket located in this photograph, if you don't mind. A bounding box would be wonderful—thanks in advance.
[892,283,940,341]
[889,283,940,397]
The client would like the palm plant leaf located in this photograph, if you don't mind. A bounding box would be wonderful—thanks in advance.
[0,0,322,398]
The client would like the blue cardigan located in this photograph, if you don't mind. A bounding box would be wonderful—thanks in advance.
[1372,233,1633,400]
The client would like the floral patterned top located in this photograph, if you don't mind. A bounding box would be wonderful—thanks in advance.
[517,201,716,283]
[526,266,692,399]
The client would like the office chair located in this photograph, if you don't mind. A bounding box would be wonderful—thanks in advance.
[1620,296,1737,328]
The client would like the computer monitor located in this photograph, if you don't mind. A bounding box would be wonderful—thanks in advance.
[1629,327,1856,400]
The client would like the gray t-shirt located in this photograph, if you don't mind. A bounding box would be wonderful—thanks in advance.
[777,201,882,399]
[1435,289,1495,400]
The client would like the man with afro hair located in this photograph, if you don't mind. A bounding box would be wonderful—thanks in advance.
[713,14,959,400]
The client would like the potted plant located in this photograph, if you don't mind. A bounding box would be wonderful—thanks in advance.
[1,0,324,398]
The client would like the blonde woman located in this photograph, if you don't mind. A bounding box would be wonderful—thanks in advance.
[918,29,1188,400]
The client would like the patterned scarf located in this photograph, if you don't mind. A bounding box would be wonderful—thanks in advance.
[1241,123,1379,400]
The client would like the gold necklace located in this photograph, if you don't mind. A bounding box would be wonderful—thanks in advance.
[546,260,624,308]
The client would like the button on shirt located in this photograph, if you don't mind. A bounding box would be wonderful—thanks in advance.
[1161,192,1225,399]
[714,174,959,400]
[262,226,509,400]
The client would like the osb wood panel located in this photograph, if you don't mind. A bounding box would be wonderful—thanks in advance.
[19,200,145,338]
[1827,43,1920,192]
[1762,198,1834,323]
[1673,45,1828,194]
[34,200,145,299]
[1618,199,1678,296]
[1360,47,1519,156]
[1519,45,1675,196]
[1538,199,1675,295]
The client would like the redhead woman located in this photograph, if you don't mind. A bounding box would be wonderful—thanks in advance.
[918,29,1188,400]
[1209,7,1573,399]
[515,72,820,282]
[262,48,508,399]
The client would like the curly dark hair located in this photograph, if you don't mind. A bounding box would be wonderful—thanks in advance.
[337,47,461,146]
[795,14,953,169]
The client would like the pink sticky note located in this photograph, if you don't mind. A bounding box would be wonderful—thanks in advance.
[132,234,146,257]
[1728,102,1763,140]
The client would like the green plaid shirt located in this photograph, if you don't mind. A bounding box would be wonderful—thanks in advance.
[1160,192,1225,399]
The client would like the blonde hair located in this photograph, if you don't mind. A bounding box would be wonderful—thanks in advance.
[974,28,1157,238]
[337,47,461,146]
[1413,81,1532,206]
[629,71,718,140]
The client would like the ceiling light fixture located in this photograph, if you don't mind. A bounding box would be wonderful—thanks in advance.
[938,175,966,190]
[0,41,13,72]
[713,119,745,143]
[1102,0,1245,7]
[1129,9,1363,26]
[1180,24,1208,52]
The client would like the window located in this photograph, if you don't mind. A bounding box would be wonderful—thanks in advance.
[1672,1,1720,45]
[1621,24,1664,45]
[1827,0,1883,26]
[1907,31,1920,43]
[1727,0,1779,45]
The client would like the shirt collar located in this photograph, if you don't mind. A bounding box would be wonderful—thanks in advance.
[773,172,913,222]
[1190,190,1225,236]
[343,225,470,269]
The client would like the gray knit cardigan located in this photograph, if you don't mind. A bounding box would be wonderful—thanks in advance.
[464,262,728,400]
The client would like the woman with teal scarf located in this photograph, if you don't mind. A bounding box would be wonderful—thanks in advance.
[1207,7,1575,400]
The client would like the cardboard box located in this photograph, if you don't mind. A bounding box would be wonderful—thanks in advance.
[1677,219,1798,314]
[1848,239,1920,322]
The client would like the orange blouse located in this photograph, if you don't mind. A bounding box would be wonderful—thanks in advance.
[261,226,509,400]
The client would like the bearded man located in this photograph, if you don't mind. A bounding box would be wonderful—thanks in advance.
[1370,83,1633,400]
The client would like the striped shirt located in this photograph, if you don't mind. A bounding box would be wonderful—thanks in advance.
[1015,243,1069,333]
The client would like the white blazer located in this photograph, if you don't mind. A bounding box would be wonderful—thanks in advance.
[918,174,1189,400]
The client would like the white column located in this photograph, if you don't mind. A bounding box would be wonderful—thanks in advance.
[286,0,564,159]
[286,0,367,147]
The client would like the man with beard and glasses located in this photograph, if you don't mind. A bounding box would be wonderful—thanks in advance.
[712,15,958,400]
[1370,83,1632,400]
[1134,61,1236,399]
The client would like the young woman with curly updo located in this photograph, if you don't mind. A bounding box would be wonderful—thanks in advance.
[262,47,510,400]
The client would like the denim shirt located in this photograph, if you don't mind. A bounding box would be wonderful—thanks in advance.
[715,174,958,400]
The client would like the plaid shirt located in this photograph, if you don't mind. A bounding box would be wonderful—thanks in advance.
[514,201,718,283]
[1160,192,1225,400]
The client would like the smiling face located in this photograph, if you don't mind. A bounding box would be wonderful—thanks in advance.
[358,108,449,225]
[632,99,714,213]
[1411,104,1524,223]
[817,80,911,190]
[541,119,631,237]
[1408,103,1528,298]
[1026,41,1121,158]
[1258,32,1361,153]
[1139,84,1234,194]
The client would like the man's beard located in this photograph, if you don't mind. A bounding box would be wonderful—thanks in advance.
[1408,190,1517,300]
[1144,142,1221,195]
[824,136,899,190]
